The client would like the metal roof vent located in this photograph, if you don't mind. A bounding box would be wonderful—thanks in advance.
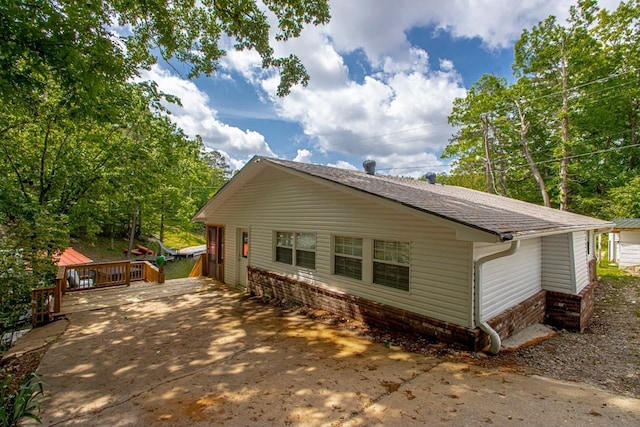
[423,172,437,184]
[363,159,376,175]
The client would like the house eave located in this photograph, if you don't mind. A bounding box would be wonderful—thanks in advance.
[510,224,613,240]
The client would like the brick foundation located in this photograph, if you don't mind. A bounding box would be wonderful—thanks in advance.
[589,258,597,283]
[247,266,597,351]
[484,290,547,348]
[248,267,480,350]
[546,281,596,332]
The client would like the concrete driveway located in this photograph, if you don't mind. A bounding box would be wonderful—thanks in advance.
[36,280,640,426]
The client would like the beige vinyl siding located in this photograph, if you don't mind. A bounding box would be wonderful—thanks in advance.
[541,234,574,293]
[474,239,542,321]
[223,225,237,287]
[573,232,589,292]
[619,231,640,267]
[210,167,474,327]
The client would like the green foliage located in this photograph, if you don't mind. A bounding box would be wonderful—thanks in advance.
[0,252,34,351]
[0,0,330,100]
[606,177,640,219]
[0,373,45,426]
[0,210,64,350]
[445,0,640,218]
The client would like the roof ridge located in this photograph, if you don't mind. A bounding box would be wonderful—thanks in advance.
[259,157,612,238]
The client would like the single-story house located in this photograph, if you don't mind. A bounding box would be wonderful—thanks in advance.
[193,157,613,353]
[608,218,640,268]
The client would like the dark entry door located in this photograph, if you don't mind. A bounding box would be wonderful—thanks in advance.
[207,226,224,281]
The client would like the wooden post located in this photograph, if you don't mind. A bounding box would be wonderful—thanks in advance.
[125,261,131,286]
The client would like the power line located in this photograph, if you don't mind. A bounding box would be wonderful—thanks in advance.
[519,70,636,104]
[378,141,640,173]
[525,142,640,167]
[460,141,640,174]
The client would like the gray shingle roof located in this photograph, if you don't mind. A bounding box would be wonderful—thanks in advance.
[264,157,613,240]
[611,218,640,229]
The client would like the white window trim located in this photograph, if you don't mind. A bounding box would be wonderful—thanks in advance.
[331,236,410,291]
[274,231,317,270]
[333,236,364,280]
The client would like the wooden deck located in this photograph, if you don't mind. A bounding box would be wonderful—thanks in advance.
[60,277,218,314]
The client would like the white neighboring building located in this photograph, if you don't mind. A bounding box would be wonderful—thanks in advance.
[609,218,640,268]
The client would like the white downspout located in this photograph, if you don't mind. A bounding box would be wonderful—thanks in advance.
[474,240,520,355]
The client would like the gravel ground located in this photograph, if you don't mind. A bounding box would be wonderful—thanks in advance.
[346,275,640,399]
[480,275,640,398]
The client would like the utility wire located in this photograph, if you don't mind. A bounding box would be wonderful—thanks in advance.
[379,140,640,173]
[519,70,636,104]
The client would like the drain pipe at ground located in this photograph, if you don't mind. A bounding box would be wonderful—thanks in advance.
[474,240,520,355]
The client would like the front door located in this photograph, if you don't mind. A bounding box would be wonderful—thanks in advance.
[207,226,224,282]
[238,228,249,287]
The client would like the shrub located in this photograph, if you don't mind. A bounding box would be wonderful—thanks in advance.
[0,372,45,426]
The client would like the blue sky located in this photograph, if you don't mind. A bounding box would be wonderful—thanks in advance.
[141,0,622,177]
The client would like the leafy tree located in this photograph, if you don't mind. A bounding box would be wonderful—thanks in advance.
[445,0,640,219]
[1,0,328,237]
[513,0,600,211]
[607,177,640,218]
[0,0,330,103]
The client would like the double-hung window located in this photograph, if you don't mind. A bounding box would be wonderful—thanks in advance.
[275,232,294,264]
[373,240,410,291]
[296,233,316,269]
[275,231,316,269]
[334,236,363,280]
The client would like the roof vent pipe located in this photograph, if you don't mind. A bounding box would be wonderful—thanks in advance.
[423,172,437,184]
[363,159,376,175]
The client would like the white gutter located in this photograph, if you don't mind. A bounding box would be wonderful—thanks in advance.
[474,240,520,355]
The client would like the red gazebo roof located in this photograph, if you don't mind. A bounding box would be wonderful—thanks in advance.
[56,247,93,266]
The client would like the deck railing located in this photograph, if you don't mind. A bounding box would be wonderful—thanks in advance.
[31,286,56,326]
[189,254,206,277]
[32,260,160,326]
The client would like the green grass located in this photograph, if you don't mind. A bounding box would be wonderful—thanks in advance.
[70,229,205,263]
[162,227,205,249]
[163,257,198,280]
[597,259,628,279]
[70,236,130,262]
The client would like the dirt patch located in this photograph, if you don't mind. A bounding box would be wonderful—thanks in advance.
[0,347,46,392]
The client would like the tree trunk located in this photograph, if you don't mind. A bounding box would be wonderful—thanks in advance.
[515,100,551,207]
[160,196,165,243]
[486,120,509,197]
[481,113,496,194]
[127,202,138,259]
[559,52,570,211]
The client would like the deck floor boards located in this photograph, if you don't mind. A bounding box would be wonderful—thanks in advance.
[60,277,218,314]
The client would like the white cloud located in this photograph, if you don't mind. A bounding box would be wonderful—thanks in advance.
[326,160,358,171]
[267,45,465,158]
[375,152,450,178]
[217,16,466,176]
[293,149,313,163]
[327,0,623,62]
[138,65,276,162]
[139,0,625,175]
